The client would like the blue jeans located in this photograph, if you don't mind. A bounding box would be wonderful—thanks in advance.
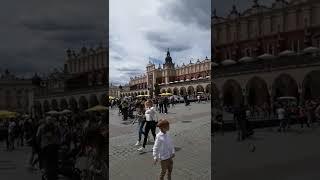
[138,120,146,142]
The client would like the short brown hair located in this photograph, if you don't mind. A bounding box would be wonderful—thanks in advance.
[157,119,169,128]
[145,100,153,107]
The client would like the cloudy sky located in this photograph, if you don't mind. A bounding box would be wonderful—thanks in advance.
[0,0,107,78]
[110,0,210,85]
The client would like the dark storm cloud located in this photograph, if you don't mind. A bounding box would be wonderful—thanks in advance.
[21,18,97,32]
[149,57,163,65]
[158,0,210,29]
[116,67,143,72]
[0,0,107,77]
[145,31,192,52]
[124,71,143,77]
[213,0,274,16]
[46,30,103,45]
[111,55,123,61]
[146,32,171,43]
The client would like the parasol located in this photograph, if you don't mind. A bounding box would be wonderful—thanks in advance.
[85,105,108,112]
[0,110,16,119]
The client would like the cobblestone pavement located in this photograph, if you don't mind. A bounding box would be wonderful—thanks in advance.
[109,102,211,180]
[213,124,320,180]
[0,142,41,179]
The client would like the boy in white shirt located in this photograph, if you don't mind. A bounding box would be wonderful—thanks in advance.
[152,119,175,180]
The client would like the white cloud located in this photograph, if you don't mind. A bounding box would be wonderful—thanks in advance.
[110,0,210,85]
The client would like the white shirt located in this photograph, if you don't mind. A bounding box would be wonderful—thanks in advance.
[246,110,251,117]
[153,131,175,160]
[145,107,157,122]
[277,108,285,120]
[8,121,16,134]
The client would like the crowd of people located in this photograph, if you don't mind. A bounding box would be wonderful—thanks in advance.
[213,98,320,141]
[1,112,108,180]
[113,97,176,179]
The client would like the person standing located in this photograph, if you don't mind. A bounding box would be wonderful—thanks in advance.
[36,116,61,180]
[138,100,158,152]
[299,106,309,128]
[8,118,16,151]
[170,96,175,108]
[153,119,175,180]
[315,103,320,125]
[4,119,9,151]
[163,97,169,114]
[277,105,286,132]
[159,97,164,114]
[122,100,129,121]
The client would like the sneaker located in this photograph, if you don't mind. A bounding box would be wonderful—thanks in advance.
[137,147,145,152]
[135,141,141,146]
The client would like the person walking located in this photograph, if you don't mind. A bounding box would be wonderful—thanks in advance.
[138,100,158,152]
[135,103,146,146]
[153,119,175,180]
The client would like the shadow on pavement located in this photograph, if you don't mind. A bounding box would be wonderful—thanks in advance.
[174,147,182,152]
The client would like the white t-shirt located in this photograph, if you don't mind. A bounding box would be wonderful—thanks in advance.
[145,107,157,121]
[277,108,285,120]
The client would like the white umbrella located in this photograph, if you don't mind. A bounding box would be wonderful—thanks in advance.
[221,59,236,66]
[258,53,276,60]
[212,62,219,66]
[46,110,59,115]
[303,46,320,53]
[60,109,72,114]
[239,56,255,62]
[279,50,296,56]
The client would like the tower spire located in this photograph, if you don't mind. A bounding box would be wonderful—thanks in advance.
[213,9,217,17]
[253,0,259,7]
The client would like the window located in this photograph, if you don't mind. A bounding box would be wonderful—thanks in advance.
[271,46,275,55]
[271,17,275,32]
